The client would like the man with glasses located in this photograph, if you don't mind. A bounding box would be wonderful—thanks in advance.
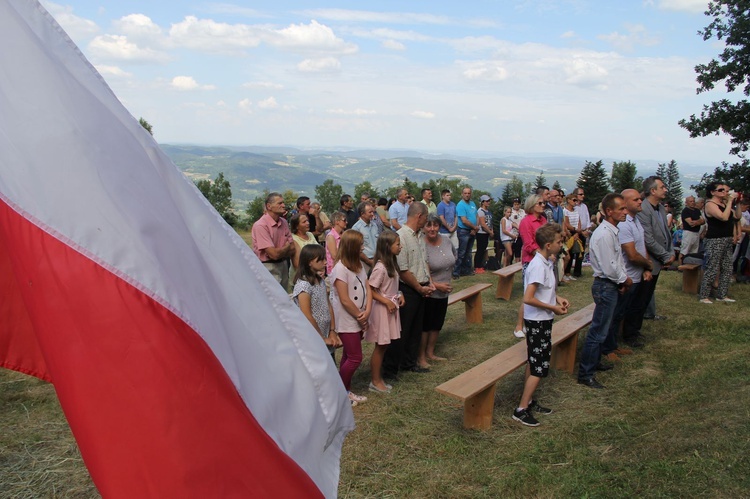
[572,188,593,277]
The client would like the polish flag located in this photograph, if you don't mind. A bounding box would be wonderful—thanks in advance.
[0,2,354,497]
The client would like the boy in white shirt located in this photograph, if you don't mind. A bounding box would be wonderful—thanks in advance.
[513,223,570,427]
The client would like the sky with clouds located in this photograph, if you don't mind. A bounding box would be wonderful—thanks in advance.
[42,0,734,164]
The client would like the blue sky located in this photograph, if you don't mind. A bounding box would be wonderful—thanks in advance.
[43,0,732,165]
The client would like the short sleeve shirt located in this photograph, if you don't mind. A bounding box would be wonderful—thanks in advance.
[618,214,647,283]
[388,201,408,228]
[251,213,292,262]
[523,253,556,321]
[437,201,456,234]
[396,225,431,285]
[456,200,478,229]
[329,262,368,333]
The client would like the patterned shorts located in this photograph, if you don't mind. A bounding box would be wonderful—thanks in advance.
[524,318,553,378]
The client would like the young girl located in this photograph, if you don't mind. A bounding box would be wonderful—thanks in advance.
[330,230,373,405]
[366,231,404,393]
[292,245,342,361]
[500,206,516,268]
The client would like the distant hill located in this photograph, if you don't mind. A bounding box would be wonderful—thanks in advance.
[161,144,711,207]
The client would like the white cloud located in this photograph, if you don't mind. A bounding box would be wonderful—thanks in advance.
[238,98,253,113]
[327,108,377,115]
[171,76,216,91]
[411,111,436,119]
[258,97,279,109]
[462,63,509,81]
[113,14,163,41]
[297,57,341,72]
[383,39,406,51]
[266,20,358,55]
[88,34,170,63]
[300,9,454,25]
[563,58,609,89]
[242,81,284,90]
[561,30,576,39]
[203,3,267,18]
[42,1,99,40]
[598,24,660,52]
[94,65,133,78]
[655,0,709,13]
[169,16,262,53]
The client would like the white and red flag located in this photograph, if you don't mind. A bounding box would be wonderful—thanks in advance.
[0,1,354,497]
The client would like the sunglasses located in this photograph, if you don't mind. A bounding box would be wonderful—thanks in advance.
[536,201,545,206]
[715,188,727,192]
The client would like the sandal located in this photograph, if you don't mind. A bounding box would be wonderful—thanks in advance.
[348,392,368,403]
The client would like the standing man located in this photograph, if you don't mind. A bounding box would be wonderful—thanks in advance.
[296,196,322,239]
[547,189,563,225]
[382,202,434,379]
[578,193,632,389]
[624,177,674,339]
[311,202,332,243]
[251,192,296,290]
[339,194,358,229]
[437,189,458,249]
[453,187,478,278]
[351,202,380,272]
[389,188,409,230]
[679,195,704,265]
[603,189,653,358]
[421,188,438,215]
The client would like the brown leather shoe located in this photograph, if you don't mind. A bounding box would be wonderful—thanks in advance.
[614,347,633,355]
[604,352,621,362]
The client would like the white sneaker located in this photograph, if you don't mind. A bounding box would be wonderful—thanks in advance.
[699,298,713,304]
[716,297,736,303]
[513,328,526,338]
[562,275,572,282]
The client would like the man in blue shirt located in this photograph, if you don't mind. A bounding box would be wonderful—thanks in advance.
[453,187,478,278]
[388,188,409,230]
[437,189,458,249]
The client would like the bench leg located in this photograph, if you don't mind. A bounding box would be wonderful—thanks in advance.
[464,294,483,324]
[463,384,496,430]
[495,275,513,300]
[682,268,701,294]
[551,334,578,374]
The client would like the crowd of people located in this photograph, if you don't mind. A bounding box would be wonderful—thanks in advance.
[249,178,749,421]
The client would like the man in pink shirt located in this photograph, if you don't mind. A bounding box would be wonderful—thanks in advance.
[252,192,295,290]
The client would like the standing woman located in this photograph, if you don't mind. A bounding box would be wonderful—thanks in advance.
[699,182,740,303]
[419,215,456,368]
[474,195,494,273]
[562,193,582,282]
[325,212,347,275]
[290,213,318,275]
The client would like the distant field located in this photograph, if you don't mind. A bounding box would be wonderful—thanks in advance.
[2,263,749,497]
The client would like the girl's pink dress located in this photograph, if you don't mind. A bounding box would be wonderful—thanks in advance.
[365,262,401,345]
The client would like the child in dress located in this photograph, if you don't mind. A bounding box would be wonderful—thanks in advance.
[366,231,404,393]
[292,244,342,361]
[513,223,569,427]
[330,230,373,406]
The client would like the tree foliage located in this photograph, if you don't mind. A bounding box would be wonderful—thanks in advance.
[500,175,529,207]
[246,189,270,225]
[195,172,237,226]
[576,160,610,213]
[354,181,380,201]
[610,161,640,193]
[552,180,563,192]
[139,117,153,136]
[534,171,548,189]
[656,160,684,212]
[315,179,344,214]
[679,0,750,193]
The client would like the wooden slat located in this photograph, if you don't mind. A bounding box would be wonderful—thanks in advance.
[492,262,522,278]
[550,302,596,345]
[447,283,492,306]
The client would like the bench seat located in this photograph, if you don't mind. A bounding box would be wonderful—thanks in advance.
[492,262,523,300]
[436,303,596,429]
[678,263,701,294]
[447,283,492,324]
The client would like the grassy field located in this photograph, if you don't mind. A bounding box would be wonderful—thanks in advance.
[2,259,749,497]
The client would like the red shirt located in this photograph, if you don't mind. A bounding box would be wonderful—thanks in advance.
[519,214,547,264]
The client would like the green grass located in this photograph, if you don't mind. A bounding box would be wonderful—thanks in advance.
[2,266,749,497]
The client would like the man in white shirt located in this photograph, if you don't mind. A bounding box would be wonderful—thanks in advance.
[578,193,632,389]
[572,187,593,277]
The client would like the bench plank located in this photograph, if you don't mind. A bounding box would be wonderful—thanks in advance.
[436,302,596,429]
[447,283,492,324]
[678,264,701,294]
[493,262,523,300]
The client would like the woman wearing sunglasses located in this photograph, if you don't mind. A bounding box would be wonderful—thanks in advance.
[699,182,741,303]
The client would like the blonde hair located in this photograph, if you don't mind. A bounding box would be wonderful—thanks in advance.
[336,230,363,272]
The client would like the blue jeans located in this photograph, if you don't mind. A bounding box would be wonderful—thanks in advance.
[602,281,639,354]
[578,278,619,380]
[454,228,475,276]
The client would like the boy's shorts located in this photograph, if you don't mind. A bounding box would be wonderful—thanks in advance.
[524,318,553,378]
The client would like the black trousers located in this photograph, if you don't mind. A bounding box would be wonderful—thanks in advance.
[623,272,660,341]
[474,233,490,268]
[382,283,425,377]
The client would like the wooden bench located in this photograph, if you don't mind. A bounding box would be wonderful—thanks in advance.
[435,303,596,430]
[447,283,493,324]
[492,262,523,300]
[678,263,701,294]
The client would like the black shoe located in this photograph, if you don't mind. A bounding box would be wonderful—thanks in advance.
[528,399,553,415]
[595,362,614,372]
[652,315,667,320]
[578,377,606,389]
[409,366,430,373]
[625,340,645,348]
[512,408,540,427]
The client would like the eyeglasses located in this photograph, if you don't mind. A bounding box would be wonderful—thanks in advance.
[536,202,545,206]
[715,188,727,192]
